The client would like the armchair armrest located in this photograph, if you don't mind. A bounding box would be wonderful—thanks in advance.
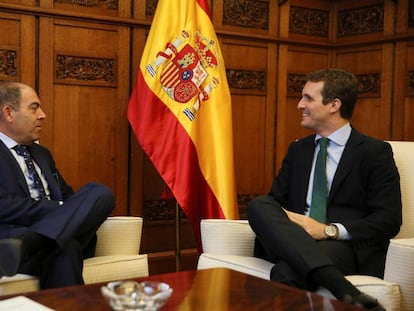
[200,219,255,256]
[95,216,143,256]
[384,237,414,311]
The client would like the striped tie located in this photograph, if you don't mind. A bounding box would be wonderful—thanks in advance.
[13,145,46,200]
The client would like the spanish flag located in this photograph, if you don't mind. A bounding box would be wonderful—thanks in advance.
[127,0,239,249]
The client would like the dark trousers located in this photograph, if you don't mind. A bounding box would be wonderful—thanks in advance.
[247,195,357,290]
[19,183,114,289]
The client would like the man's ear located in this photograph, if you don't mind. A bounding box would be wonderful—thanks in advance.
[2,105,14,122]
[330,98,342,113]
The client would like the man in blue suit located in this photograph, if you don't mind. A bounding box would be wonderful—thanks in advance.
[0,81,114,288]
[247,69,402,310]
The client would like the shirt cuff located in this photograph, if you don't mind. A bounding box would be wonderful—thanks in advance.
[333,223,352,240]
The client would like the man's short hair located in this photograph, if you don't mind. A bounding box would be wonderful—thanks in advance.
[305,69,359,119]
[0,82,22,113]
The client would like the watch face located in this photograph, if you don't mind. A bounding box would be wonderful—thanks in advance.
[325,225,336,238]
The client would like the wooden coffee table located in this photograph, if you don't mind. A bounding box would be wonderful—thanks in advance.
[0,268,361,310]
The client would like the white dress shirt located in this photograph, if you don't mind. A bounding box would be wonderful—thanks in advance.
[305,123,352,240]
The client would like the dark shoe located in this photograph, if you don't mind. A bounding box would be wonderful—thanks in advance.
[0,238,22,277]
[341,293,385,310]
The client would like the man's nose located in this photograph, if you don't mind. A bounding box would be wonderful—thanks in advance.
[297,98,304,109]
[38,108,46,119]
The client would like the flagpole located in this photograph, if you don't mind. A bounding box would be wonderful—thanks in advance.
[175,202,181,272]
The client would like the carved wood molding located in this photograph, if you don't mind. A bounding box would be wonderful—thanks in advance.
[55,54,116,86]
[287,73,306,97]
[408,70,414,96]
[54,0,118,10]
[289,6,329,37]
[337,4,384,37]
[223,0,269,30]
[145,0,158,17]
[0,49,17,78]
[143,199,181,222]
[287,72,381,98]
[226,69,266,92]
[237,193,258,219]
[143,194,257,222]
[356,73,381,98]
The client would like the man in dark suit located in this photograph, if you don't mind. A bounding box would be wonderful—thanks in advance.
[0,81,114,288]
[247,69,402,310]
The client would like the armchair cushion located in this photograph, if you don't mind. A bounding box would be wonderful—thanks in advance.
[0,275,39,296]
[83,254,148,284]
[0,216,148,296]
[198,253,273,280]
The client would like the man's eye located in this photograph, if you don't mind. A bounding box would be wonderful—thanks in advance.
[30,104,40,110]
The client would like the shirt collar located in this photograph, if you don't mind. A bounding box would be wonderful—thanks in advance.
[315,123,351,146]
[0,131,18,149]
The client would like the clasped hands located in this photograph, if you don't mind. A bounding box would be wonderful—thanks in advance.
[282,208,327,240]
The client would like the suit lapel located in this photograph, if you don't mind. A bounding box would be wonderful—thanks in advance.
[298,136,316,210]
[328,129,364,202]
[0,141,31,195]
[27,144,63,201]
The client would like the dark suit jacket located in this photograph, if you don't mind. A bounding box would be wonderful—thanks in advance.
[269,128,402,277]
[0,140,74,238]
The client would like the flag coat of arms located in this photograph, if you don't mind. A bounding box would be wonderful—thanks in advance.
[128,0,239,248]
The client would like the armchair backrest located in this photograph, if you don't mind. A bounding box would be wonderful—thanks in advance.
[95,216,143,256]
[387,141,414,239]
[200,219,255,256]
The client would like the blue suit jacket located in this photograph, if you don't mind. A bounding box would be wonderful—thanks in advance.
[0,141,74,238]
[269,128,402,277]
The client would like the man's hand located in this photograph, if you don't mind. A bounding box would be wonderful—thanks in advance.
[282,208,327,240]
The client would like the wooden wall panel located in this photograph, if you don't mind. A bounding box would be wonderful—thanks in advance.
[395,0,414,34]
[232,94,267,194]
[334,45,393,139]
[220,39,274,196]
[39,18,131,214]
[393,41,414,140]
[402,41,414,140]
[392,0,414,137]
[0,12,35,85]
[276,46,331,170]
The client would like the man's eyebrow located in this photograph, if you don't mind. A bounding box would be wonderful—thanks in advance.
[29,101,41,108]
[302,93,313,100]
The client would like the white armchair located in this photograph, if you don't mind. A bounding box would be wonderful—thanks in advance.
[0,216,149,296]
[198,141,414,311]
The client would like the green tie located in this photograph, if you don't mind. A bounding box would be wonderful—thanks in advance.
[310,137,329,223]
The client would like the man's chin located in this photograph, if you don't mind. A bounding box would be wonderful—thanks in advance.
[300,121,310,129]
[30,136,41,144]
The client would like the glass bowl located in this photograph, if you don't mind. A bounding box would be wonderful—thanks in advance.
[101,280,173,310]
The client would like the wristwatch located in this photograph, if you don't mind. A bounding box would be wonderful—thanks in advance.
[324,224,338,239]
